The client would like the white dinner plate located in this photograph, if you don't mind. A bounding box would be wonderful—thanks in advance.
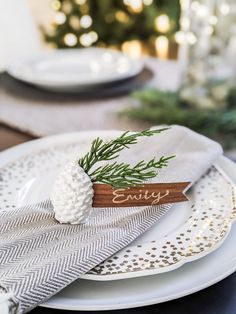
[7,48,143,92]
[0,132,235,310]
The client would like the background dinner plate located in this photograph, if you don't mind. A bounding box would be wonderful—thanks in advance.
[7,48,144,91]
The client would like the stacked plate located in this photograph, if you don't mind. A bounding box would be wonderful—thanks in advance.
[7,48,144,93]
[1,130,236,310]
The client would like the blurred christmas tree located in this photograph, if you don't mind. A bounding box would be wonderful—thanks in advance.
[43,0,180,55]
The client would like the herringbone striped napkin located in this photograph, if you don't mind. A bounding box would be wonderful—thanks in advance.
[0,126,222,314]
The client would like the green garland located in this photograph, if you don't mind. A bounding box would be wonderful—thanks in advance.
[121,88,236,149]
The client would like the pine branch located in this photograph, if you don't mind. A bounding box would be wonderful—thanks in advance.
[78,128,168,173]
[78,128,175,188]
[89,156,175,188]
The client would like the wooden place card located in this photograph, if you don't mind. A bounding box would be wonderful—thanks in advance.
[92,182,190,207]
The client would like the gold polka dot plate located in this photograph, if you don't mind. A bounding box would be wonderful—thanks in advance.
[0,131,235,282]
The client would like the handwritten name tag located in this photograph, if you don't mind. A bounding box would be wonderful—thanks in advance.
[92,182,190,207]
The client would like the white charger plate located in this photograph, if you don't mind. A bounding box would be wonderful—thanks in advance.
[7,48,143,92]
[0,132,235,310]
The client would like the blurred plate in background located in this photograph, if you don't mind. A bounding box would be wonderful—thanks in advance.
[7,48,143,92]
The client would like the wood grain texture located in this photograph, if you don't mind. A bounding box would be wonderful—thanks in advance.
[93,182,190,207]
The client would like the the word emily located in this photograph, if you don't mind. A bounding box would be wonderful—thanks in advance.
[112,188,170,205]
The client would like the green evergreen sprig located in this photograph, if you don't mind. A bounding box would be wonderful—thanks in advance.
[78,129,175,188]
[121,88,236,149]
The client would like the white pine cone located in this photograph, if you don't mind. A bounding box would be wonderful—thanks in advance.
[51,160,94,224]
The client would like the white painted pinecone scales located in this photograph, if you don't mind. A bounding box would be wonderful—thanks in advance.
[51,160,94,224]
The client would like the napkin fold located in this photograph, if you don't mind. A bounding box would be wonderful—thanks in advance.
[0,125,222,314]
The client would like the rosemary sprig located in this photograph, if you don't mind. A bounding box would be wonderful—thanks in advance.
[78,128,175,188]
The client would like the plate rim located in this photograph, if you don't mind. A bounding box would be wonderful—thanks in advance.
[41,265,236,311]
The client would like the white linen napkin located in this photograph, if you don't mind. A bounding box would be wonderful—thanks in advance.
[0,125,222,314]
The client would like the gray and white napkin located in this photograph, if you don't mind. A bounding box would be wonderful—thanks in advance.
[0,125,222,314]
